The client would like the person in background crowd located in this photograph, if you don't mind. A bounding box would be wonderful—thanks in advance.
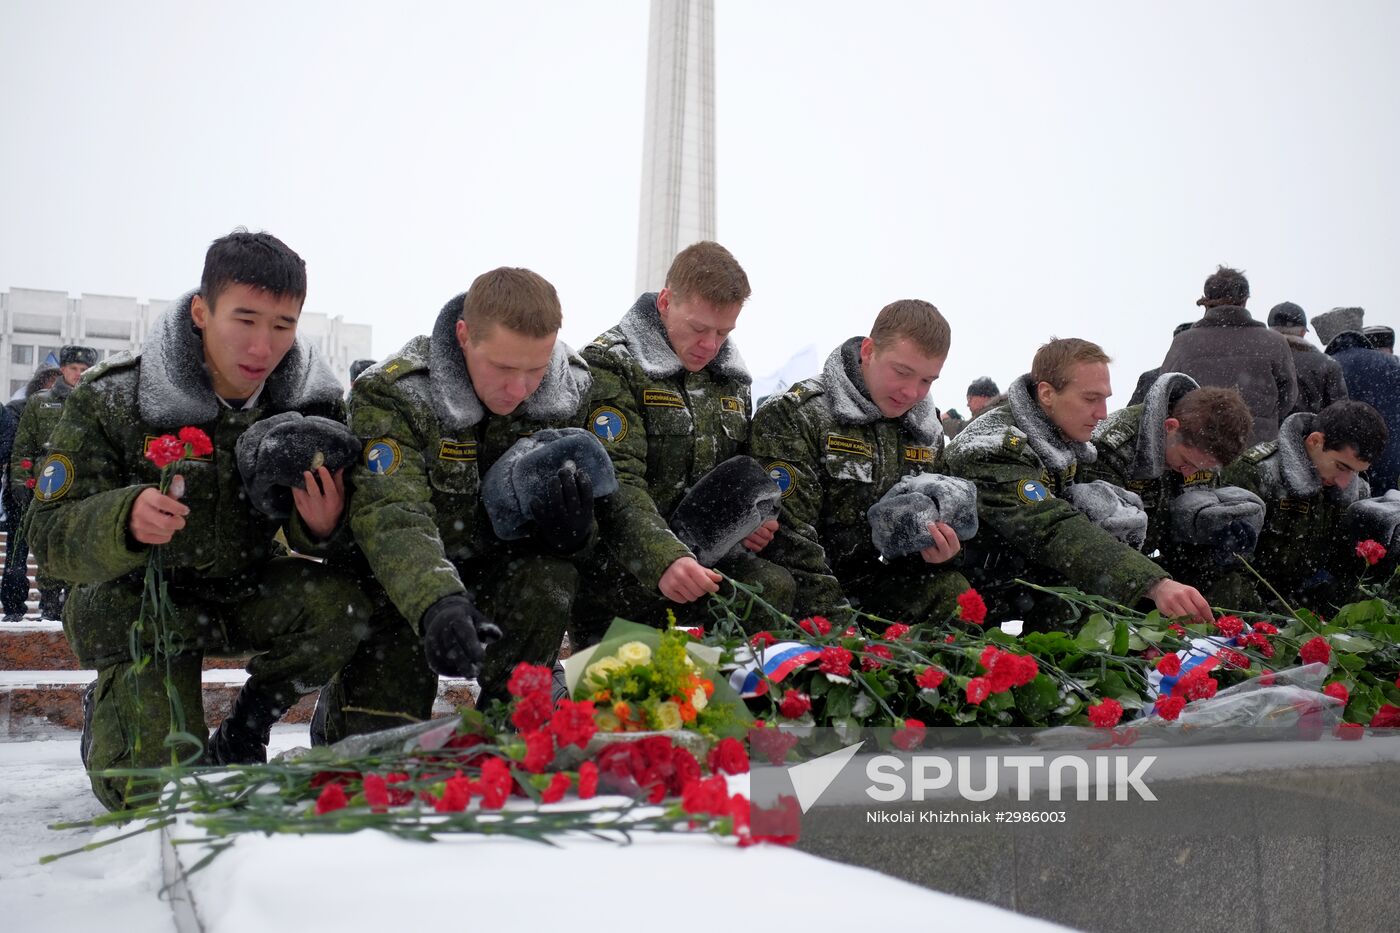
[0,366,60,621]
[1267,301,1348,416]
[1314,307,1400,493]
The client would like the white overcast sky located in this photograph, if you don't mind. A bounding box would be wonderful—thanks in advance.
[3,0,1398,412]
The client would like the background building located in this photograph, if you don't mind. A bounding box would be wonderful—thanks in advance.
[0,287,371,397]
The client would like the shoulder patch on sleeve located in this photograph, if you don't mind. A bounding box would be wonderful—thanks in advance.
[363,438,402,475]
[34,454,75,502]
[784,378,825,405]
[589,406,628,443]
[1242,441,1277,465]
[765,460,797,498]
[1016,478,1051,504]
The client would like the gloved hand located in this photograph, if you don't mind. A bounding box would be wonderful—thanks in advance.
[420,593,503,678]
[531,466,594,554]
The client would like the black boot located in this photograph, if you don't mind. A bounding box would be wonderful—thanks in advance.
[38,588,63,621]
[207,686,282,766]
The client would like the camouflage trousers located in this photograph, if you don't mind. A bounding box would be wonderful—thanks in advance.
[571,548,796,644]
[73,557,372,811]
[315,551,581,742]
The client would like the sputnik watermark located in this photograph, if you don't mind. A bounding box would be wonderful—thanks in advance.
[866,753,1157,803]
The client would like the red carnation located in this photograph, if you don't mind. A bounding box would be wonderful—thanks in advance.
[476,757,513,809]
[819,646,853,677]
[1335,723,1365,741]
[1172,667,1218,701]
[915,666,946,690]
[177,426,214,458]
[435,773,472,812]
[944,634,956,643]
[778,689,811,719]
[966,677,991,705]
[19,458,31,470]
[314,782,347,815]
[362,773,389,813]
[1087,698,1124,729]
[750,631,777,648]
[1252,622,1279,635]
[707,736,750,776]
[510,692,552,733]
[1242,632,1275,658]
[577,761,599,799]
[507,663,554,700]
[1154,695,1186,721]
[522,731,555,773]
[1168,622,1187,637]
[1215,615,1244,639]
[957,588,987,625]
[861,644,893,671]
[1370,705,1400,728]
[1155,654,1182,677]
[548,699,598,750]
[883,623,911,641]
[1299,636,1331,667]
[750,721,800,765]
[24,478,35,489]
[1356,539,1387,566]
[681,774,731,818]
[1323,682,1350,705]
[145,433,185,469]
[1218,648,1251,670]
[798,616,832,637]
[892,718,927,751]
[540,772,571,804]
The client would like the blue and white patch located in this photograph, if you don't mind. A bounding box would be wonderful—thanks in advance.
[35,454,74,502]
[590,406,628,444]
[767,461,796,499]
[364,438,401,476]
[1017,479,1049,504]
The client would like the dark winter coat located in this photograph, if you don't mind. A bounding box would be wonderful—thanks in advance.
[1160,306,1298,444]
[1283,335,1348,416]
[1328,332,1400,493]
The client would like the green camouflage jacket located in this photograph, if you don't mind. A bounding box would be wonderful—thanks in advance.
[942,375,1168,605]
[26,293,348,592]
[582,292,752,589]
[749,337,948,614]
[1222,411,1371,607]
[347,295,593,630]
[9,378,75,503]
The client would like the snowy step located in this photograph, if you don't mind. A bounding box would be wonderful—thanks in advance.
[0,624,252,672]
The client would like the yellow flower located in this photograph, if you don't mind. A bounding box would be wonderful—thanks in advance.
[586,656,626,685]
[594,711,622,732]
[617,641,653,666]
[653,701,683,731]
[691,686,708,711]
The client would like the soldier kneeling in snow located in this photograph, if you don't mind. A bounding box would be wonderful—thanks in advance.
[316,268,605,740]
[27,230,373,809]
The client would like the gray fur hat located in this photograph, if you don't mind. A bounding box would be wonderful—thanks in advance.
[1347,489,1400,553]
[1168,486,1266,564]
[866,473,979,560]
[60,345,99,368]
[669,456,780,566]
[1313,307,1365,349]
[1063,481,1149,551]
[482,428,618,541]
[235,412,362,518]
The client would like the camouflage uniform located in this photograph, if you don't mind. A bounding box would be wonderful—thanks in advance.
[26,296,372,810]
[943,375,1168,625]
[1220,411,1372,612]
[9,378,76,610]
[317,296,595,741]
[574,293,794,637]
[749,337,969,625]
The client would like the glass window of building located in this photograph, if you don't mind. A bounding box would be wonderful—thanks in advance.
[11,345,33,365]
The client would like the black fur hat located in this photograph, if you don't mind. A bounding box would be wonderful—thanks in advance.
[482,428,618,541]
[1168,486,1266,565]
[235,412,362,518]
[867,473,979,559]
[669,456,780,566]
[1064,480,1149,551]
[1348,489,1400,553]
[60,345,99,367]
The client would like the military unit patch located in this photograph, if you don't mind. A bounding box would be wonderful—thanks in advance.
[1017,479,1050,504]
[720,396,743,413]
[904,445,935,463]
[766,461,796,498]
[143,435,213,462]
[642,388,685,409]
[590,406,628,444]
[826,433,874,458]
[35,454,74,502]
[438,439,477,462]
[364,438,401,475]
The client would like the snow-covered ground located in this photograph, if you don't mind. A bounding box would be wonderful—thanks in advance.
[1,728,1074,933]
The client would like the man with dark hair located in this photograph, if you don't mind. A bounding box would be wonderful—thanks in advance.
[1161,266,1297,443]
[1314,307,1400,493]
[317,267,600,739]
[1223,400,1387,610]
[945,338,1214,626]
[27,230,373,809]
[1365,325,1395,353]
[1128,322,1195,407]
[10,346,99,619]
[966,377,1000,418]
[574,241,794,639]
[1085,378,1256,595]
[1267,301,1348,416]
[0,366,60,621]
[751,299,971,625]
[348,359,376,383]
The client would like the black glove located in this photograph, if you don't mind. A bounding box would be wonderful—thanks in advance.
[420,593,503,678]
[531,466,595,554]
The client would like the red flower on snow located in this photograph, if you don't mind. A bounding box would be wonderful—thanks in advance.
[577,761,599,799]
[1299,636,1331,667]
[750,721,800,766]
[177,426,214,458]
[540,772,572,804]
[144,434,186,469]
[965,677,991,705]
[956,588,987,625]
[1323,682,1350,705]
[862,644,893,671]
[507,663,553,700]
[1154,695,1187,721]
[1215,615,1244,639]
[1335,723,1365,741]
[362,773,389,813]
[548,699,598,750]
[314,782,348,815]
[915,666,946,690]
[798,616,833,637]
[510,692,552,733]
[435,773,472,812]
[707,736,750,775]
[476,757,513,809]
[819,646,853,677]
[1356,539,1387,566]
[1087,698,1124,729]
[1370,705,1400,728]
[521,731,554,773]
[778,689,811,719]
[892,718,927,750]
[1155,654,1182,677]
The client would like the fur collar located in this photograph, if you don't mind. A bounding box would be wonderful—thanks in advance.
[427,294,592,433]
[1197,305,1263,328]
[1006,375,1097,472]
[1128,372,1199,480]
[1270,412,1366,503]
[820,337,943,446]
[616,293,750,384]
[1284,335,1322,355]
[138,291,344,429]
